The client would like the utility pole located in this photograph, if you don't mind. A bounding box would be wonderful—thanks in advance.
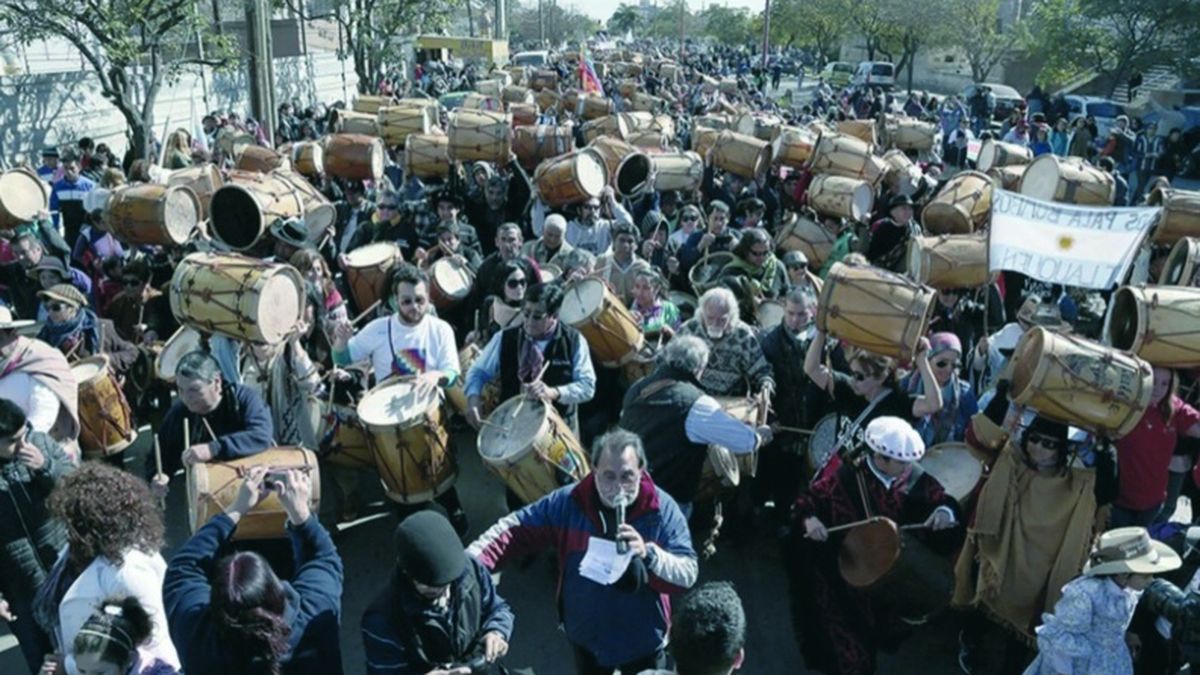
[678,0,685,59]
[761,0,770,70]
[246,0,276,141]
[539,0,545,46]
[495,0,507,40]
[468,0,475,37]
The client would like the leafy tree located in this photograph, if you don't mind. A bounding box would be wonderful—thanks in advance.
[880,0,952,92]
[943,0,1026,83]
[700,5,754,47]
[768,0,849,62]
[508,0,599,47]
[645,0,701,42]
[609,3,641,34]
[0,0,236,160]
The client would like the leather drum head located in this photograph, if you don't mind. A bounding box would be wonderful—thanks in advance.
[838,517,901,588]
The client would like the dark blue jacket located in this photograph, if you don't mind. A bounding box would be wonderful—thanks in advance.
[151,383,274,480]
[164,513,344,675]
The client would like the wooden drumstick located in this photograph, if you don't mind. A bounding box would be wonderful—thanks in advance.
[900,523,929,531]
[775,425,814,435]
[202,417,218,442]
[183,417,190,450]
[352,300,381,326]
[64,339,83,362]
[823,516,883,534]
[512,361,553,419]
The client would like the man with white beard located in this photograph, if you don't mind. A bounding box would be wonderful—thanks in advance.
[676,287,775,399]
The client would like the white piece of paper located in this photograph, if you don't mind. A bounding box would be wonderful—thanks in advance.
[578,536,634,585]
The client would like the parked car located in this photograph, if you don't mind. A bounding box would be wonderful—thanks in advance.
[959,82,1025,121]
[852,61,896,90]
[820,61,854,88]
[512,50,551,67]
[1065,95,1127,138]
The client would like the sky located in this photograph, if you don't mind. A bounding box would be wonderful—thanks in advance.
[565,0,768,23]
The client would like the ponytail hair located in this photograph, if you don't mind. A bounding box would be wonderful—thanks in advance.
[211,551,292,675]
[73,596,155,667]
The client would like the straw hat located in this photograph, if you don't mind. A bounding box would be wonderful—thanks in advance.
[0,306,35,329]
[1084,527,1181,577]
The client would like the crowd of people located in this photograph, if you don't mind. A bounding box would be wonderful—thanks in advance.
[3,35,1200,675]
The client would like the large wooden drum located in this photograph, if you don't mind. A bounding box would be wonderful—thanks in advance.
[559,277,645,366]
[334,110,380,136]
[429,257,474,309]
[1009,327,1153,438]
[502,85,535,106]
[357,379,456,504]
[533,150,608,207]
[770,126,818,169]
[881,149,924,197]
[808,175,874,222]
[234,145,288,174]
[775,213,836,267]
[208,170,305,250]
[987,165,1026,191]
[154,326,202,384]
[169,252,305,345]
[836,119,877,146]
[477,396,591,504]
[689,252,735,296]
[447,343,500,417]
[884,117,937,152]
[1148,188,1200,245]
[462,93,504,112]
[838,517,954,620]
[343,242,402,314]
[691,127,722,161]
[323,133,385,181]
[285,141,325,177]
[509,103,539,127]
[816,262,936,362]
[448,109,513,163]
[188,447,321,540]
[907,233,989,290]
[1161,237,1200,286]
[921,170,993,235]
[167,165,223,219]
[615,153,654,198]
[320,404,377,471]
[581,95,614,120]
[976,139,1032,173]
[920,443,983,504]
[377,105,437,147]
[353,94,393,114]
[404,133,451,179]
[711,131,771,181]
[104,184,201,247]
[1110,285,1200,367]
[274,170,336,237]
[513,125,575,171]
[588,137,638,186]
[72,355,137,458]
[581,115,630,144]
[808,133,885,186]
[1019,155,1115,206]
[651,152,704,193]
[0,168,50,229]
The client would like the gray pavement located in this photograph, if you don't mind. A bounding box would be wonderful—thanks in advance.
[0,425,967,675]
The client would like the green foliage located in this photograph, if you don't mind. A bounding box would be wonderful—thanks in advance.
[508,0,600,46]
[700,5,754,46]
[609,3,641,34]
[768,0,849,59]
[942,0,1026,83]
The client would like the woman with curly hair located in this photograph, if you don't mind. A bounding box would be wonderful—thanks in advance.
[34,462,179,674]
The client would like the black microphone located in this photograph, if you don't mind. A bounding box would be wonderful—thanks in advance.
[615,496,629,554]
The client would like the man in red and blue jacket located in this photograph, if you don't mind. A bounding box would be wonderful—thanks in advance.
[468,429,698,674]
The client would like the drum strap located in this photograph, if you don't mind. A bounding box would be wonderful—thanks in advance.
[636,378,678,401]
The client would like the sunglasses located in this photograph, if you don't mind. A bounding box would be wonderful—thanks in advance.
[748,249,769,258]
[850,370,873,382]
[681,214,700,222]
[47,302,70,312]
[506,278,527,289]
[1027,432,1065,451]
[788,263,808,272]
[934,359,959,369]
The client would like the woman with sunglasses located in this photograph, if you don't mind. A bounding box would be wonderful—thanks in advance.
[36,283,138,374]
[901,332,979,446]
[677,201,739,279]
[466,261,528,348]
[719,228,788,305]
[804,329,943,471]
[954,380,1118,672]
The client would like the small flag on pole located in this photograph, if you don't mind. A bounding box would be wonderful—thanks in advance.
[579,47,605,96]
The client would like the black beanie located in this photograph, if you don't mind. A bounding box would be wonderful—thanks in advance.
[394,511,467,586]
[1025,415,1069,443]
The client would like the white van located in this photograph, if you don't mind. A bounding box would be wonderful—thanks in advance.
[852,61,896,90]
[512,50,551,68]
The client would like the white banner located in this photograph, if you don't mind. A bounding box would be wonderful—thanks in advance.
[987,190,1160,290]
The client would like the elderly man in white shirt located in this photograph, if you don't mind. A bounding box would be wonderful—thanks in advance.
[566,187,634,256]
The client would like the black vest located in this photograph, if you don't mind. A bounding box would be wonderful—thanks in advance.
[498,322,580,421]
[620,366,707,504]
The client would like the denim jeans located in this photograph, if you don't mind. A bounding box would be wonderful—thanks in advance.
[1110,503,1162,529]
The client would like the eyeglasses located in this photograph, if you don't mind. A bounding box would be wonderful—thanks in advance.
[1027,432,1065,451]
[47,302,69,312]
[506,278,527,289]
[748,248,770,258]
[787,263,808,272]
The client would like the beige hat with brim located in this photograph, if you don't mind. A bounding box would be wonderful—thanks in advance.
[1084,527,1182,577]
[0,306,35,329]
[37,283,87,308]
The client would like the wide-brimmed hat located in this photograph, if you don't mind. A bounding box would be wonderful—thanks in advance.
[38,283,87,308]
[864,416,925,462]
[1084,527,1181,577]
[0,306,35,329]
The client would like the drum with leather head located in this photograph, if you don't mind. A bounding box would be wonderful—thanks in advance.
[650,152,704,193]
[581,115,631,144]
[715,395,761,477]
[1010,326,1153,438]
[169,252,305,345]
[323,133,385,181]
[688,251,736,296]
[808,133,885,186]
[404,133,452,179]
[668,291,698,321]
[817,262,936,362]
[711,131,771,181]
[1160,236,1200,286]
[188,447,322,540]
[976,139,1032,173]
[514,125,576,171]
[691,127,722,161]
[907,232,989,290]
[273,169,336,239]
[477,396,591,504]
[72,355,137,458]
[919,443,983,504]
[235,145,288,174]
[884,117,937,152]
[987,165,1026,191]
[353,94,393,114]
[167,165,223,219]
[377,105,438,147]
[357,379,456,504]
[756,299,785,331]
[286,141,325,177]
[0,168,50,229]
[534,150,608,207]
[808,175,874,222]
[208,170,305,250]
[319,404,377,471]
[695,445,741,502]
[589,137,637,186]
[805,413,841,479]
[343,242,402,314]
[333,110,381,136]
[881,149,925,197]
[774,212,836,268]
[1148,188,1200,245]
[530,69,559,91]
[448,109,513,163]
[559,277,645,367]
[155,326,203,384]
[509,103,539,127]
[1019,155,1115,206]
[447,343,500,417]
[462,93,504,112]
[838,517,954,620]
[836,119,878,146]
[581,95,614,120]
[104,183,201,247]
[502,85,535,105]
[429,257,474,310]
[921,170,993,235]
[1110,285,1200,367]
[769,127,818,169]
